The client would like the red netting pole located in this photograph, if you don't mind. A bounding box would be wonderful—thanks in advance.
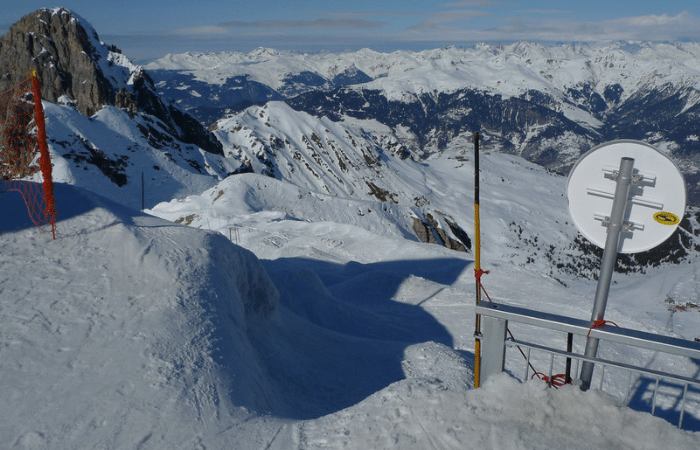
[30,71,56,239]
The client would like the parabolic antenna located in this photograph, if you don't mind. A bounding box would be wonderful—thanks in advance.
[567,140,686,254]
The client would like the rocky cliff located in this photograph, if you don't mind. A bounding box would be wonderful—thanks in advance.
[0,7,222,155]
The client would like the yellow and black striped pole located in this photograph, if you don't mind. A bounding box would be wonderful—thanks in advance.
[473,131,482,388]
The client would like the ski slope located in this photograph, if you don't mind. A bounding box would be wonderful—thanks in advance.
[1,175,699,448]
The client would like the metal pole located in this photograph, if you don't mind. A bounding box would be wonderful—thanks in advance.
[473,131,482,388]
[565,332,573,384]
[141,172,145,211]
[580,157,635,391]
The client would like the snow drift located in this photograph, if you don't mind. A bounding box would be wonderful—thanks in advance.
[0,183,279,448]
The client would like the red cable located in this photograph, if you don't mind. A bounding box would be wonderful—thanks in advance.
[532,372,570,388]
[587,319,619,338]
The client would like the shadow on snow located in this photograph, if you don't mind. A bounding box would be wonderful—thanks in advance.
[625,358,700,432]
[253,256,473,419]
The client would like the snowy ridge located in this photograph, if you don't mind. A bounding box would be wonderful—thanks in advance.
[206,101,474,250]
[146,42,700,103]
[43,100,234,210]
[212,102,415,200]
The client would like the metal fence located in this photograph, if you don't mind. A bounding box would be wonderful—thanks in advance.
[476,301,700,430]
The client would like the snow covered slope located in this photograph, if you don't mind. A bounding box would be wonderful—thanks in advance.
[206,101,473,251]
[43,100,235,210]
[2,181,699,449]
[0,183,280,447]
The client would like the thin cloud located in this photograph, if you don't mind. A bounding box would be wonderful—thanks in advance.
[169,26,232,35]
[306,10,424,19]
[123,10,700,60]
[532,11,700,41]
[400,11,700,42]
[218,18,388,31]
[440,1,516,6]
[516,10,571,15]
[408,10,492,32]
[425,10,493,23]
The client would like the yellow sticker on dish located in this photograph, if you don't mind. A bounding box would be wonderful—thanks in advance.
[653,211,680,226]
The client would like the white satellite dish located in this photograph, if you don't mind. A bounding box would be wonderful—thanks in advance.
[567,140,686,254]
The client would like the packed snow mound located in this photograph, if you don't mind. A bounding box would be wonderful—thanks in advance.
[0,183,279,448]
[297,372,700,450]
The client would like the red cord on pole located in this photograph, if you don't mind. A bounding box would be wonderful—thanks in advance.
[587,319,619,338]
[532,372,571,388]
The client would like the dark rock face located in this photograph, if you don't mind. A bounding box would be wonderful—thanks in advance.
[0,8,114,116]
[0,8,222,155]
[412,214,470,252]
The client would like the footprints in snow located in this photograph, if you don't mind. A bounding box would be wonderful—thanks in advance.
[263,233,342,250]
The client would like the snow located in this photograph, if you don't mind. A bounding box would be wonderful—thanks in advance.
[144,41,700,133]
[146,41,700,103]
[2,149,700,448]
[2,30,700,445]
[42,101,235,210]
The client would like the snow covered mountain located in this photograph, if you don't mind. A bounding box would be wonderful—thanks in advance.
[3,8,696,273]
[0,8,230,209]
[199,100,697,279]
[147,42,700,204]
[146,43,700,105]
[2,8,700,449]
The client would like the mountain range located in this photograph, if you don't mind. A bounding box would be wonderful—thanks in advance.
[2,8,700,448]
[2,8,698,274]
[146,42,700,204]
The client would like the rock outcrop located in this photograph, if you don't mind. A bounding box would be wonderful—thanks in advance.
[0,8,112,116]
[0,7,222,155]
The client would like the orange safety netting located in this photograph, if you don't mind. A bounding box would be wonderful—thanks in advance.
[0,72,56,238]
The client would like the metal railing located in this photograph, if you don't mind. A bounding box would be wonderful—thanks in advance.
[476,301,700,429]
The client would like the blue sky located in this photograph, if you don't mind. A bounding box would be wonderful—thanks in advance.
[3,1,700,61]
